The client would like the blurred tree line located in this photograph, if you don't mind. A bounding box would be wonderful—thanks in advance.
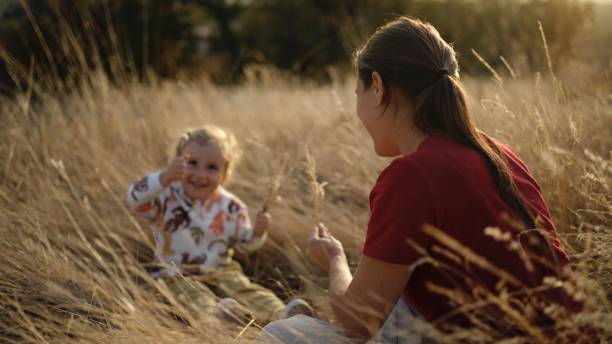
[0,0,593,95]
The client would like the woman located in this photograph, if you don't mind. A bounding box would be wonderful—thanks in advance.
[261,17,572,343]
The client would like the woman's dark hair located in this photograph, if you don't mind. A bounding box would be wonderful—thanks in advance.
[355,17,536,229]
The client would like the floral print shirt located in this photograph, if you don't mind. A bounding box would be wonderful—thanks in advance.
[127,171,266,278]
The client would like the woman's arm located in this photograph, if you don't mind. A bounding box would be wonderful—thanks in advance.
[307,224,412,342]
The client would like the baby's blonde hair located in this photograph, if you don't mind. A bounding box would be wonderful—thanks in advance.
[175,125,242,182]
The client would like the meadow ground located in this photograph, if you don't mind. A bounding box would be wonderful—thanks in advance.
[0,67,610,343]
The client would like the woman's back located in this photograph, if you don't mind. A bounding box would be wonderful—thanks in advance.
[363,135,569,328]
[261,17,587,343]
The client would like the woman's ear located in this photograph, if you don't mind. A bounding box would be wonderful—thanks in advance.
[371,71,385,106]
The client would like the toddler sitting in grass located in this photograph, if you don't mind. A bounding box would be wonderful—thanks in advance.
[127,125,311,324]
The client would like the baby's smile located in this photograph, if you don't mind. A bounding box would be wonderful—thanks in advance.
[188,179,208,189]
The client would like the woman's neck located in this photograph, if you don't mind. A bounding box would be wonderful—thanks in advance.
[396,127,428,156]
[389,92,428,156]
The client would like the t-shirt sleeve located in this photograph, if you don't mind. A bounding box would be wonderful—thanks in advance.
[362,159,436,266]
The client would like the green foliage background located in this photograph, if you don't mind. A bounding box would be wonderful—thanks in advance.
[0,0,601,94]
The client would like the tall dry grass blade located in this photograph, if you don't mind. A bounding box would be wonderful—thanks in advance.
[422,224,523,287]
[499,56,517,79]
[303,145,326,225]
[19,0,60,82]
[538,21,556,82]
[233,318,256,341]
[472,49,503,86]
[98,177,153,246]
[262,154,289,212]
[74,1,104,73]
[20,59,35,116]
[53,7,88,75]
[9,296,51,344]
[538,20,565,100]
[101,0,126,82]
[0,49,45,96]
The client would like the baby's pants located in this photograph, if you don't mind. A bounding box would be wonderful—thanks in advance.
[158,261,285,323]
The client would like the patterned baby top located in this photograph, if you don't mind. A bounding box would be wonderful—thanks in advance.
[127,171,266,278]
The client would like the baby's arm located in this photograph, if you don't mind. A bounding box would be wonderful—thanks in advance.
[127,156,188,219]
[233,205,269,252]
[126,172,165,219]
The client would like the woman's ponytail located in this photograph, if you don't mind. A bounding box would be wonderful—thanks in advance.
[356,17,536,229]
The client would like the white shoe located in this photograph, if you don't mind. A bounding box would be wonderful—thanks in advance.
[213,298,252,325]
[279,298,315,319]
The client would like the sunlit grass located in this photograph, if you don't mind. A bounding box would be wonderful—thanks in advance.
[0,64,610,342]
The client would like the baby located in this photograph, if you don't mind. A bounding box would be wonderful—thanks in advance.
[127,125,311,324]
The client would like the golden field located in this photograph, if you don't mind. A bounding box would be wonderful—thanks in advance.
[0,65,610,342]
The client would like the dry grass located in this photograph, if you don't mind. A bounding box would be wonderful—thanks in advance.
[0,64,610,343]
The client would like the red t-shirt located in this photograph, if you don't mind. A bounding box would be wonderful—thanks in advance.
[362,135,570,330]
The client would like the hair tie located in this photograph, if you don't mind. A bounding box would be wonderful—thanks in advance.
[437,69,450,78]
[416,68,452,92]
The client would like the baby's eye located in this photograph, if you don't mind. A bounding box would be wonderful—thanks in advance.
[187,160,198,168]
[207,164,218,171]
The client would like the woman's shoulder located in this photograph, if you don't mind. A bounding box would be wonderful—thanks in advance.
[488,137,532,174]
[372,154,433,198]
[377,135,521,191]
[391,135,478,173]
[402,134,531,174]
[373,136,458,188]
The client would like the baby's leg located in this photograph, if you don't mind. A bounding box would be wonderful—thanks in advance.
[205,261,285,324]
[164,275,218,317]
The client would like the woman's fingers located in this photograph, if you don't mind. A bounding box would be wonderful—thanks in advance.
[317,223,329,238]
[309,225,319,240]
[306,230,318,260]
[308,226,321,240]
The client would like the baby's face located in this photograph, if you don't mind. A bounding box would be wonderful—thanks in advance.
[181,142,227,202]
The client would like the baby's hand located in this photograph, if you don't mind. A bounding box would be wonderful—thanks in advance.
[160,155,188,187]
[254,210,271,237]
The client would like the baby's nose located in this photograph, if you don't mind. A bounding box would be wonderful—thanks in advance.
[191,168,208,179]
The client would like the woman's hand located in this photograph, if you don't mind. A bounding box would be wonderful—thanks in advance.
[254,210,271,237]
[307,223,345,271]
